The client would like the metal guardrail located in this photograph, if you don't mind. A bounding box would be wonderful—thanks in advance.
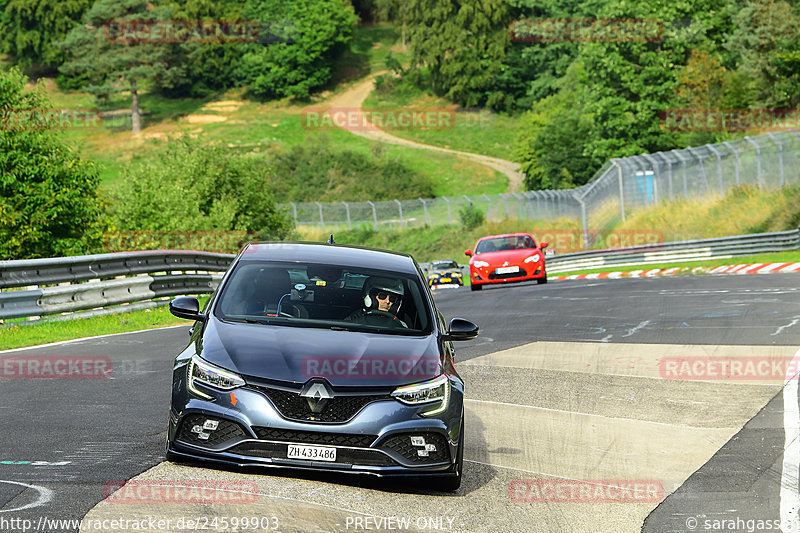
[546,228,800,273]
[2,230,797,321]
[0,251,234,322]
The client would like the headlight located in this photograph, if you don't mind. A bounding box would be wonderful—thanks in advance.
[524,253,541,263]
[391,375,450,416]
[473,260,490,268]
[188,355,245,400]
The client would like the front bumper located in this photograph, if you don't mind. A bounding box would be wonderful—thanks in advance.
[168,374,464,477]
[470,263,545,286]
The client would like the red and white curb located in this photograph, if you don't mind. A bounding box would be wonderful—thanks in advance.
[549,262,800,282]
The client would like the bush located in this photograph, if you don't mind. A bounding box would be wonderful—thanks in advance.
[265,143,435,202]
[0,68,103,259]
[110,135,293,239]
[459,203,485,230]
[236,0,358,99]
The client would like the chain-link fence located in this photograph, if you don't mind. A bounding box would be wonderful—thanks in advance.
[281,130,800,248]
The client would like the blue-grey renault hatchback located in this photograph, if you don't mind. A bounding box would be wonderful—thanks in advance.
[166,242,478,491]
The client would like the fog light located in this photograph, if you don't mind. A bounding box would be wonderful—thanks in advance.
[191,425,203,434]
[197,432,210,441]
[203,420,219,431]
[425,444,437,452]
[417,449,429,457]
[411,436,425,447]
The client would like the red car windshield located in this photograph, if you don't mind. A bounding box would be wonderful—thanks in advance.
[475,236,536,253]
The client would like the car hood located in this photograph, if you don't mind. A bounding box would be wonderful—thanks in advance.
[473,249,540,263]
[198,318,443,387]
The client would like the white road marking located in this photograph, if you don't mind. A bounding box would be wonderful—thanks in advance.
[773,318,800,337]
[781,347,800,532]
[623,321,651,338]
[464,398,733,430]
[0,480,53,513]
[0,325,186,354]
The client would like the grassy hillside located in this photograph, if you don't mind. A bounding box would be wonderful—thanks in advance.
[36,24,508,199]
[296,185,800,263]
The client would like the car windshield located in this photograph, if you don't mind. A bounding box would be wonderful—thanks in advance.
[214,261,432,336]
[475,236,536,253]
[432,261,458,270]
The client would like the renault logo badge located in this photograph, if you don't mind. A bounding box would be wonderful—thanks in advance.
[300,380,334,413]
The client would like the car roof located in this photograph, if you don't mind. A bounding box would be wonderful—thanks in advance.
[239,242,420,274]
[477,233,534,241]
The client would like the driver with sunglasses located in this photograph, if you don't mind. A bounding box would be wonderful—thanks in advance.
[345,276,408,328]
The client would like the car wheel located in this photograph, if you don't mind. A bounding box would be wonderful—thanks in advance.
[537,275,547,284]
[470,283,482,291]
[165,436,179,462]
[434,418,464,492]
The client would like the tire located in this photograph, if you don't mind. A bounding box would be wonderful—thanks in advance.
[537,273,548,284]
[435,418,464,492]
[470,283,482,291]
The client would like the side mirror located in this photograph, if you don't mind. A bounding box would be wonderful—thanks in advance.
[170,296,205,322]
[442,318,479,341]
[539,242,549,249]
[464,249,473,257]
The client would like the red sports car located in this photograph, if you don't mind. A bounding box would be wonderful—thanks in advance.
[465,233,549,291]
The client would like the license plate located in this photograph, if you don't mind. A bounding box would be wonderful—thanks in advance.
[496,266,519,274]
[441,278,451,282]
[287,444,337,462]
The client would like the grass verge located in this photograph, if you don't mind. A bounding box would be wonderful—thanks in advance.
[0,297,208,351]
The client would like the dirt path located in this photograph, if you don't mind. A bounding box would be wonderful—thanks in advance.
[325,76,525,193]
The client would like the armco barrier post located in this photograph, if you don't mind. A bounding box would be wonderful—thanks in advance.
[744,136,763,189]
[611,159,626,222]
[342,201,352,230]
[315,201,324,230]
[766,132,784,187]
[722,141,741,186]
[687,147,710,194]
[705,144,724,194]
[394,199,404,226]
[367,201,377,230]
[671,149,688,197]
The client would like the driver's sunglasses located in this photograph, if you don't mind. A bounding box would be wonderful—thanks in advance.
[374,290,400,303]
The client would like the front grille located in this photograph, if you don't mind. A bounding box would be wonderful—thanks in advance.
[379,432,450,464]
[227,441,397,466]
[253,427,376,447]
[488,268,528,280]
[177,415,248,448]
[249,385,391,423]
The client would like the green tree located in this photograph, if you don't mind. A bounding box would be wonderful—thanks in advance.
[0,68,103,259]
[727,0,800,107]
[236,0,357,99]
[111,135,293,239]
[404,0,517,109]
[515,62,595,190]
[0,0,92,72]
[58,0,184,134]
